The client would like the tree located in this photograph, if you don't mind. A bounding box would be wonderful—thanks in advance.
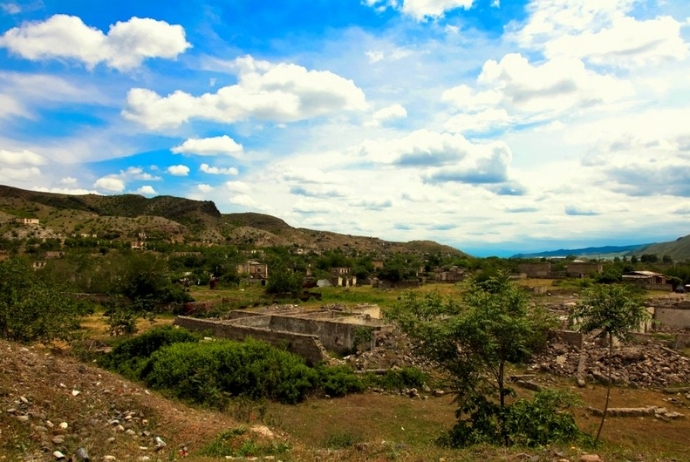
[266,262,303,297]
[573,284,648,443]
[391,275,573,447]
[0,259,92,343]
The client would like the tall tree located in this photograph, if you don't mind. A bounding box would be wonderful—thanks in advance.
[573,284,648,443]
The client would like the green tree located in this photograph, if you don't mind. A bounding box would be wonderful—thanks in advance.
[391,275,564,447]
[266,262,303,297]
[0,259,92,343]
[572,284,648,443]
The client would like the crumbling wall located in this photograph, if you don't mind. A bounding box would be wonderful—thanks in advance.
[268,315,374,353]
[173,317,330,365]
[655,302,690,330]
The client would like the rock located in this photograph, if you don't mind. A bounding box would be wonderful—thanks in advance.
[17,415,29,422]
[53,450,66,460]
[433,389,445,397]
[102,457,117,461]
[75,447,90,461]
[580,455,600,462]
[59,421,69,430]
[125,429,136,436]
[52,435,65,444]
[155,436,167,451]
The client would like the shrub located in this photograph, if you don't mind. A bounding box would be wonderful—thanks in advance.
[101,326,201,378]
[317,365,365,397]
[144,338,317,405]
[368,367,428,391]
[440,390,584,448]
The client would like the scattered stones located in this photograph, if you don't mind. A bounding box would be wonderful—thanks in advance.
[579,455,600,462]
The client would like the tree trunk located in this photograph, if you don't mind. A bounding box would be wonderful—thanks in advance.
[595,335,613,443]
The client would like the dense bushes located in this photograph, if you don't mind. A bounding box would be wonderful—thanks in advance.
[101,327,434,407]
[100,325,201,378]
[145,340,316,405]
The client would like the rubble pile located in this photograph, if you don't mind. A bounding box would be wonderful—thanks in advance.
[344,328,436,372]
[532,341,690,388]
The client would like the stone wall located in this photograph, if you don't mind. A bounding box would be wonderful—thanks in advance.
[173,317,330,365]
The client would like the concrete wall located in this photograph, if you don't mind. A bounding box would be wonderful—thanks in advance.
[173,317,330,365]
[518,263,551,278]
[552,330,583,349]
[268,315,376,353]
[655,305,690,330]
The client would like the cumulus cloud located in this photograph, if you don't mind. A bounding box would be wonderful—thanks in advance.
[367,104,407,127]
[60,177,77,185]
[544,16,688,68]
[200,163,238,175]
[93,176,125,192]
[0,148,46,165]
[365,0,474,20]
[198,184,214,193]
[512,0,688,69]
[167,165,190,176]
[423,142,513,184]
[172,135,244,157]
[0,15,190,70]
[0,166,41,181]
[35,187,98,195]
[135,185,157,195]
[443,53,634,132]
[123,55,367,129]
[1,3,20,14]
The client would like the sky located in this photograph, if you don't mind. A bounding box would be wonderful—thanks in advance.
[1,0,689,257]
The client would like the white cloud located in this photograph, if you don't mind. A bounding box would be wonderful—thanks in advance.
[224,181,251,194]
[366,50,385,63]
[365,0,474,20]
[367,104,407,127]
[0,94,27,118]
[401,0,474,20]
[445,53,635,130]
[0,149,46,165]
[0,15,190,71]
[35,187,98,195]
[94,176,125,192]
[167,165,190,176]
[1,3,20,14]
[200,163,238,175]
[60,176,77,185]
[135,185,157,195]
[172,135,244,157]
[198,184,214,193]
[122,166,160,181]
[0,166,41,181]
[544,16,688,69]
[123,55,367,129]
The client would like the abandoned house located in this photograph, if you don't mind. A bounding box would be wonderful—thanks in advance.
[622,270,670,291]
[566,262,603,278]
[174,304,390,364]
[518,262,552,278]
[330,267,357,287]
[15,217,39,225]
[237,260,269,284]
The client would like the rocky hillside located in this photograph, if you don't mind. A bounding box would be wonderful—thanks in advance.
[632,235,690,262]
[0,185,465,257]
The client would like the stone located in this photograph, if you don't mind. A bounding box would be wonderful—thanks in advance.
[59,422,69,430]
[53,450,66,460]
[580,455,601,462]
[52,435,65,444]
[75,447,90,461]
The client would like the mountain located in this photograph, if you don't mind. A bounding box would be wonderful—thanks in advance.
[0,185,465,257]
[511,244,652,259]
[630,235,690,262]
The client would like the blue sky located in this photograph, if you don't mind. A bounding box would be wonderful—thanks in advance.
[1,0,690,257]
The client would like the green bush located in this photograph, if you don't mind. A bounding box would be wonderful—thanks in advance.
[100,326,201,378]
[144,339,317,405]
[317,365,366,397]
[368,367,428,391]
[441,390,584,448]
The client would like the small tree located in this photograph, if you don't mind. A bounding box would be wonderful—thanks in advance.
[0,259,92,343]
[573,284,648,443]
[391,275,571,447]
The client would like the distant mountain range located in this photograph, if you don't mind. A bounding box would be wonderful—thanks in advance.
[511,239,690,262]
[0,185,464,258]
[511,244,652,259]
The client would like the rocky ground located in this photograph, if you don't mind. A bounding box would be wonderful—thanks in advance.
[0,340,282,462]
